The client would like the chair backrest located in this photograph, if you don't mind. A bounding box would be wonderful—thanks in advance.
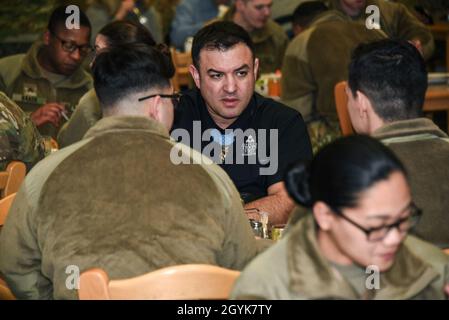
[0,161,26,198]
[170,47,193,92]
[0,277,16,300]
[334,81,355,136]
[0,192,16,226]
[79,264,241,300]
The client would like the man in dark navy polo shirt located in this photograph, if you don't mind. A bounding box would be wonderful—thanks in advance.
[172,21,312,225]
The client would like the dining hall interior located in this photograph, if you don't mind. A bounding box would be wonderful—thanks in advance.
[0,0,449,301]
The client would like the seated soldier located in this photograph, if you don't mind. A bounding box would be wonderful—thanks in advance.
[57,20,159,148]
[0,43,261,300]
[0,6,93,139]
[231,135,449,299]
[347,39,449,248]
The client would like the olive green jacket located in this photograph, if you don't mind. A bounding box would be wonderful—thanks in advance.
[57,88,101,148]
[374,118,449,248]
[0,116,262,299]
[326,0,434,60]
[223,6,289,74]
[231,214,449,299]
[0,92,45,171]
[281,11,386,118]
[0,41,93,138]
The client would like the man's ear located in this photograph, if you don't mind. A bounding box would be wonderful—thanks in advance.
[189,64,200,89]
[147,95,161,121]
[43,30,51,45]
[356,90,373,118]
[253,58,259,79]
[313,201,334,231]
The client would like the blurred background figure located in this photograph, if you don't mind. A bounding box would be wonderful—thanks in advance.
[170,0,231,51]
[86,0,163,43]
[270,0,306,38]
[323,0,434,60]
[280,2,386,153]
[223,0,289,73]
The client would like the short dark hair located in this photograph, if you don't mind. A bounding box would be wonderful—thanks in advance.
[48,5,91,35]
[292,1,328,28]
[191,21,255,69]
[99,20,156,48]
[348,39,427,122]
[92,43,174,108]
[285,135,407,211]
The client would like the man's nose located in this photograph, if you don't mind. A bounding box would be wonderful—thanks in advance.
[70,48,82,61]
[224,75,237,93]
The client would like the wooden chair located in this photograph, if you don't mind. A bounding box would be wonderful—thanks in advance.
[0,277,15,300]
[170,47,193,92]
[334,81,355,136]
[79,264,240,300]
[0,161,26,199]
[0,192,16,226]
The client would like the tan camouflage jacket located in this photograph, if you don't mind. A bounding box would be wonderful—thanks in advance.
[0,92,45,171]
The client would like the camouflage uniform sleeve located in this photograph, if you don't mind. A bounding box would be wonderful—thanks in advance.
[0,92,45,172]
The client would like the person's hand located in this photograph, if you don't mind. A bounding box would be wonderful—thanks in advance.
[445,284,449,299]
[115,0,135,20]
[409,39,423,56]
[30,103,66,127]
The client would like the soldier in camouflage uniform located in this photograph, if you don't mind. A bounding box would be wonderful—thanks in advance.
[0,6,93,140]
[0,92,45,171]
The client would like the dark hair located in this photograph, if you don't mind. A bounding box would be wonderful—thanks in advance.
[285,135,407,212]
[48,5,91,35]
[97,20,174,79]
[92,43,174,108]
[191,21,255,69]
[98,20,156,48]
[348,39,427,122]
[292,1,328,28]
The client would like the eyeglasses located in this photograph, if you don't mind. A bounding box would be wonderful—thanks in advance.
[138,93,182,108]
[332,203,422,242]
[50,30,93,56]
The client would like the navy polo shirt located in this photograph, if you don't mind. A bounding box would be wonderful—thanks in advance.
[172,89,312,203]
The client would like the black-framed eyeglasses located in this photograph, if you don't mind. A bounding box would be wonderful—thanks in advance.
[332,203,422,242]
[138,93,182,108]
[50,30,93,56]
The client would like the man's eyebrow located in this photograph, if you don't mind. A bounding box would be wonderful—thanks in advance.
[235,64,250,71]
[207,68,223,74]
[207,64,250,74]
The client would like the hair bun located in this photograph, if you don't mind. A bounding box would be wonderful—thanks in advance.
[285,161,313,208]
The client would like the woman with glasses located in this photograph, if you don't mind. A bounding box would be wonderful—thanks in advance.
[57,20,175,148]
[231,135,449,299]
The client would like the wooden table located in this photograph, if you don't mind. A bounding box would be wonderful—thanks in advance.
[429,23,449,71]
[425,85,449,132]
